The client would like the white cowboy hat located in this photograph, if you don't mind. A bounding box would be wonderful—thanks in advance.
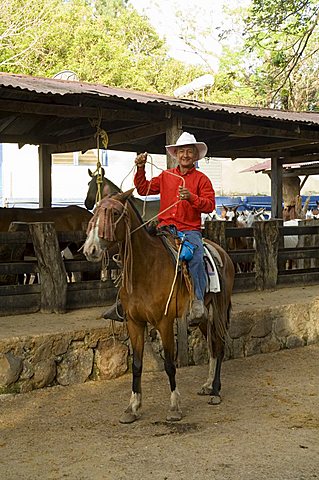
[165,132,208,160]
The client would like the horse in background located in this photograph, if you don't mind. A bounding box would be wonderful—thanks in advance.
[83,189,235,423]
[84,168,160,223]
[0,206,92,284]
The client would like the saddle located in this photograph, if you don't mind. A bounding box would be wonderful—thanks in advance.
[157,226,222,294]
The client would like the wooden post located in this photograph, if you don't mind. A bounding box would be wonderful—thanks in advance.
[28,222,67,313]
[165,113,182,169]
[203,220,227,250]
[39,145,52,208]
[254,220,280,290]
[166,113,186,366]
[298,219,319,269]
[271,156,283,218]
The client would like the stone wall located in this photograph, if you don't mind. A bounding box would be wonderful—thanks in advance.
[1,298,319,395]
[0,324,129,394]
[187,300,319,365]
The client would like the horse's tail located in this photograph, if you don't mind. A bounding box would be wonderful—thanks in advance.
[207,273,232,358]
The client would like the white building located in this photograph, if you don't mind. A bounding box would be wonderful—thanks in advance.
[1,143,318,208]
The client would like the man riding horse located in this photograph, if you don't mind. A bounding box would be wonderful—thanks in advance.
[104,131,215,324]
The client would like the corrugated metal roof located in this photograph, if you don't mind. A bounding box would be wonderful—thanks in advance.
[241,159,319,173]
[1,72,319,125]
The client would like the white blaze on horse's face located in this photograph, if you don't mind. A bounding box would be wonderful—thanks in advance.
[83,219,104,262]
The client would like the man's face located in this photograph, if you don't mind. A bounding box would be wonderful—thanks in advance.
[176,145,199,169]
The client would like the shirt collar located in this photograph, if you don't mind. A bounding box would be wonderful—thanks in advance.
[176,165,196,175]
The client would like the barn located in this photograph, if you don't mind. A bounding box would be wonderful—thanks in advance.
[0,73,318,396]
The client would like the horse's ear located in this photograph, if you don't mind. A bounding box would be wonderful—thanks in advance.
[101,167,105,176]
[120,188,135,202]
[88,168,93,178]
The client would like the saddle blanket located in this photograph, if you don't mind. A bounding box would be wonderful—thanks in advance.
[203,244,221,293]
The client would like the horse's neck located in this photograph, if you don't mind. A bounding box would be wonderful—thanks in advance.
[105,178,121,195]
[119,214,166,273]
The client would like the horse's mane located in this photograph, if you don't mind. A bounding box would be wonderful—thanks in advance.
[110,191,148,230]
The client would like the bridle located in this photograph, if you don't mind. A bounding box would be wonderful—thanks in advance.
[87,197,129,242]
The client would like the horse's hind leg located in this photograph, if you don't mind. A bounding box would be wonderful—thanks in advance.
[208,351,224,405]
[159,322,182,422]
[197,350,224,405]
[198,355,215,396]
[119,320,145,424]
[198,304,225,404]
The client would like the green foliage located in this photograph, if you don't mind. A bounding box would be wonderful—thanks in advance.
[243,0,319,110]
[0,0,206,97]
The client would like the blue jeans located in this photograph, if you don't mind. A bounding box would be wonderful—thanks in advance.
[182,230,206,301]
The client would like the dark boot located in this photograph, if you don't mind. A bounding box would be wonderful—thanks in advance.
[187,299,208,327]
[102,300,125,321]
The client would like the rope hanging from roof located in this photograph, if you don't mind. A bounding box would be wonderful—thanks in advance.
[89,108,109,204]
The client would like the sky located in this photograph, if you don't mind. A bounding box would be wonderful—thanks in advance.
[130,0,250,72]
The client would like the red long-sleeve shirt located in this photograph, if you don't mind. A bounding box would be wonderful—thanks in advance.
[134,166,215,231]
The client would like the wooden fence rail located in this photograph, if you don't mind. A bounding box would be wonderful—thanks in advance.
[203,219,319,291]
[0,222,117,315]
[1,219,319,315]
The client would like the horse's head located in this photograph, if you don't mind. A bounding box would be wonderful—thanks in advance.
[85,168,106,210]
[83,189,135,262]
[84,168,125,211]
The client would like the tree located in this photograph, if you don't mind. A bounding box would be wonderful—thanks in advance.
[0,0,205,97]
[0,0,60,71]
[243,0,319,110]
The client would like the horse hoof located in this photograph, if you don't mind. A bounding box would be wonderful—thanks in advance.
[197,386,213,396]
[119,412,138,424]
[166,410,182,422]
[208,395,221,405]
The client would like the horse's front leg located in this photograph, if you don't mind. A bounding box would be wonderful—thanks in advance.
[119,320,145,424]
[159,321,182,422]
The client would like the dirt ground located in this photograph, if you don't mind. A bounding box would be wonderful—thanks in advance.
[0,342,318,480]
[0,285,319,480]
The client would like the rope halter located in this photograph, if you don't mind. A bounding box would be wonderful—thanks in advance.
[87,197,129,242]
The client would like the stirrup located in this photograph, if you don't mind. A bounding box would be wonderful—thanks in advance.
[187,299,208,327]
[102,301,124,321]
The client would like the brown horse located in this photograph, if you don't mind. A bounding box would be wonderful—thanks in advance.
[0,206,92,284]
[83,190,234,423]
[0,205,92,233]
[84,168,160,222]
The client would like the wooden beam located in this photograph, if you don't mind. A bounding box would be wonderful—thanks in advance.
[165,113,182,168]
[108,120,168,147]
[0,114,17,133]
[281,151,319,162]
[0,98,156,122]
[213,136,315,155]
[182,114,319,142]
[300,175,309,189]
[282,168,319,177]
[48,121,169,154]
[38,145,52,207]
[271,157,283,218]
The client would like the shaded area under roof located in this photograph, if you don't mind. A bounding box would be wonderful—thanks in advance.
[1,72,319,161]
